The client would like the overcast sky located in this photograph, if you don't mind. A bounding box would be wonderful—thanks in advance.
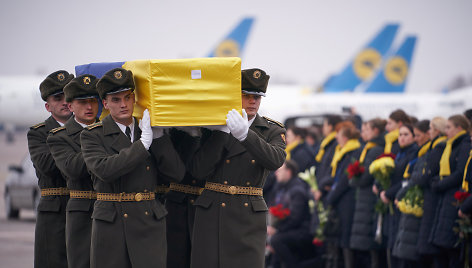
[1,0,471,92]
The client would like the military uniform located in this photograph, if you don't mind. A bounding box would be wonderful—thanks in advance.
[166,128,205,268]
[81,68,186,268]
[190,68,287,268]
[47,74,99,268]
[28,70,74,268]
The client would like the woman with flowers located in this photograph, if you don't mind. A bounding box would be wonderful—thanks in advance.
[349,118,386,268]
[430,115,471,267]
[325,122,362,268]
[376,124,418,267]
[392,120,432,264]
[415,117,447,265]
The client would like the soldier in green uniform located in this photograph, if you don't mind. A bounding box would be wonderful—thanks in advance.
[190,68,287,268]
[80,68,185,268]
[28,70,73,268]
[47,74,100,268]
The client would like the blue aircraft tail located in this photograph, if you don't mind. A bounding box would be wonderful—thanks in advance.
[323,24,399,92]
[363,36,417,93]
[207,17,254,58]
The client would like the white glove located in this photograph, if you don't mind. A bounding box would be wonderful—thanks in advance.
[152,127,164,139]
[203,125,230,133]
[226,109,249,141]
[139,109,152,150]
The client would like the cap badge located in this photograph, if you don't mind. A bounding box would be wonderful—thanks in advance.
[83,76,91,85]
[57,73,65,81]
[253,70,261,79]
[114,70,123,79]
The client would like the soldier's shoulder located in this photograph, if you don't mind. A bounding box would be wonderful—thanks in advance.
[49,126,66,135]
[262,116,285,129]
[30,122,45,130]
[85,122,103,131]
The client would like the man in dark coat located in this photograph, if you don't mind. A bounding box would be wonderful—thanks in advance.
[80,68,185,268]
[166,127,204,268]
[28,70,73,268]
[47,74,100,268]
[190,68,286,268]
[268,160,312,268]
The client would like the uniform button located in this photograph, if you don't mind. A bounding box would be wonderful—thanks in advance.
[144,189,148,193]
[123,213,128,218]
[246,182,250,186]
[226,159,230,164]
[224,181,228,185]
[244,202,249,207]
[190,199,195,204]
[221,202,226,207]
[192,180,197,184]
[251,160,255,164]
[146,166,150,171]
[144,211,149,216]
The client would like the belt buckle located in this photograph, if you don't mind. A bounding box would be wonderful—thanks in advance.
[135,193,143,202]
[228,186,237,195]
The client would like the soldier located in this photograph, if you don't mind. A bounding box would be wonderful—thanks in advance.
[27,70,73,268]
[80,68,185,268]
[47,74,100,268]
[190,68,287,268]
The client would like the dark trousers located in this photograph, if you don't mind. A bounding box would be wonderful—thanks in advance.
[270,230,311,268]
[434,248,461,268]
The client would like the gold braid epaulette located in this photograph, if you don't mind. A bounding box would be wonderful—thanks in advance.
[50,126,66,134]
[30,122,45,129]
[86,122,103,130]
[263,116,284,128]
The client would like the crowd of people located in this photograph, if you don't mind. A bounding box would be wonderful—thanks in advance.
[264,108,472,268]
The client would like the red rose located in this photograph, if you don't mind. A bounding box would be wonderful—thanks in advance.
[454,191,471,203]
[312,238,324,247]
[269,204,291,220]
[377,153,396,160]
[347,160,365,179]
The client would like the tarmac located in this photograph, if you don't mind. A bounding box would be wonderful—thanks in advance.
[0,130,35,267]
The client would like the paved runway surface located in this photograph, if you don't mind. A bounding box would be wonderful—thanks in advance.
[0,131,35,267]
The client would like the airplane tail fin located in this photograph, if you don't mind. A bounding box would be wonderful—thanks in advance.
[207,17,254,58]
[323,24,399,92]
[363,36,417,93]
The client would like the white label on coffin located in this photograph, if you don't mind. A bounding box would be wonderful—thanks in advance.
[191,70,202,79]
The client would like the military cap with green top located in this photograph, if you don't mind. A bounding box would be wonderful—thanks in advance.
[96,68,135,99]
[39,70,74,101]
[63,74,99,102]
[241,68,270,97]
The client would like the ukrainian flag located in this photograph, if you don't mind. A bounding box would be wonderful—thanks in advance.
[75,58,242,126]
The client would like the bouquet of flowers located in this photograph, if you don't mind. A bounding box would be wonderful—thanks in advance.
[453,190,472,268]
[397,185,424,217]
[268,204,290,227]
[346,160,365,185]
[370,153,396,214]
[298,166,327,246]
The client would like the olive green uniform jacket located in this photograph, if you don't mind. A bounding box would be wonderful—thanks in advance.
[27,115,68,268]
[47,116,95,268]
[190,114,286,268]
[80,115,185,268]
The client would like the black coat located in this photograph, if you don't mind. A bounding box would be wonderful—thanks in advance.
[430,134,471,249]
[350,135,385,251]
[316,138,337,193]
[27,116,68,268]
[290,142,316,173]
[383,143,418,249]
[165,128,203,268]
[416,137,445,255]
[326,148,362,248]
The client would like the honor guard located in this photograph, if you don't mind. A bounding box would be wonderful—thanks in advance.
[47,74,100,268]
[80,68,185,268]
[28,70,73,268]
[190,68,287,268]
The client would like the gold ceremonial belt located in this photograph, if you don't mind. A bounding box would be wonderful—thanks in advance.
[70,190,97,199]
[169,183,204,196]
[97,192,155,202]
[41,187,70,197]
[204,182,263,196]
[154,185,170,194]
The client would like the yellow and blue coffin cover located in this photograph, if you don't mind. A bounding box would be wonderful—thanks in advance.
[123,57,242,126]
